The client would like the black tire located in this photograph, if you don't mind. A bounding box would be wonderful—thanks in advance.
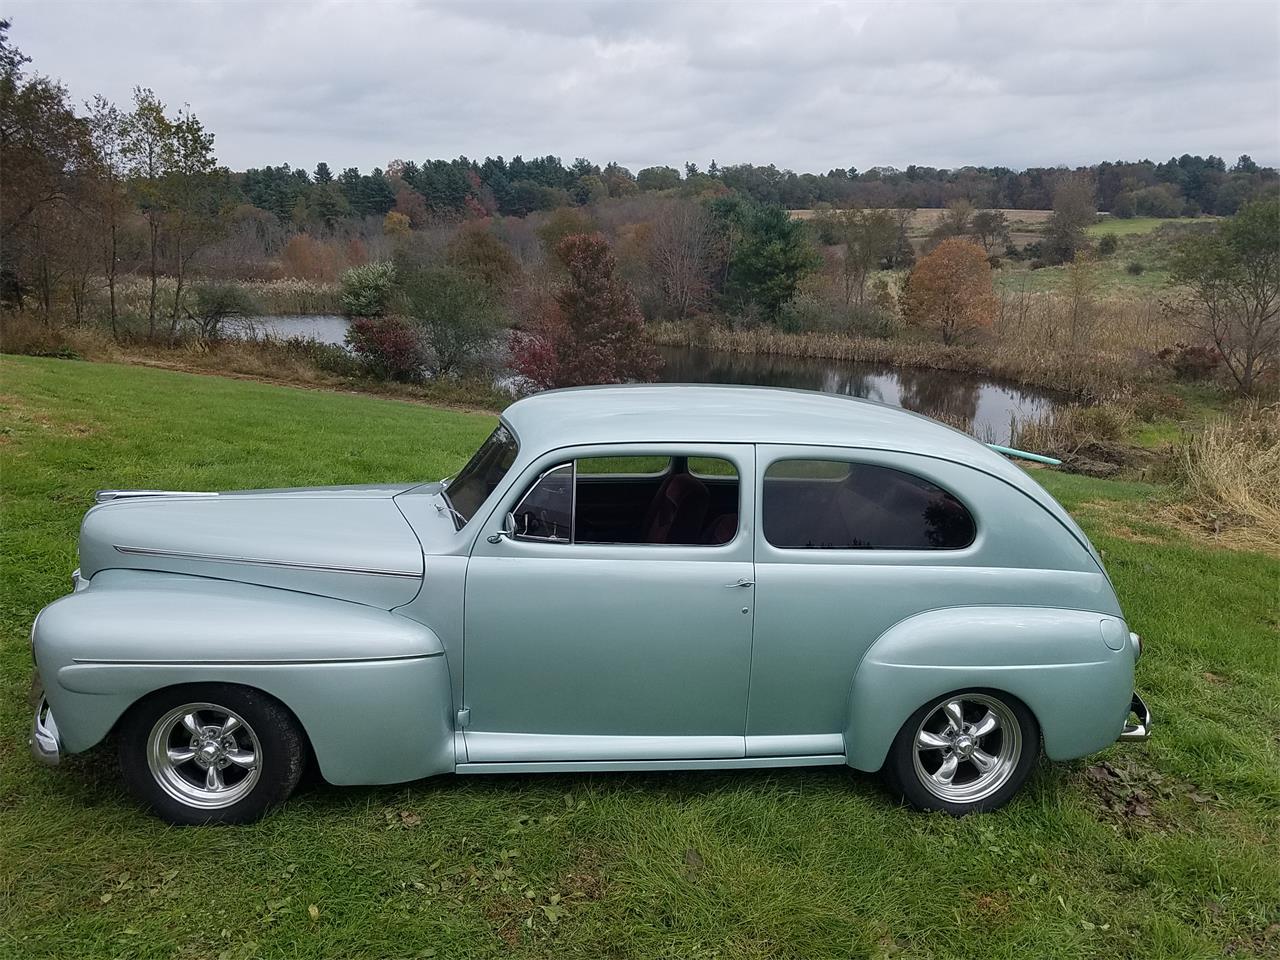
[118,683,305,825]
[882,688,1039,816]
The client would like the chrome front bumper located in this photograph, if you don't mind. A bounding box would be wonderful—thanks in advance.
[1117,692,1153,743]
[30,695,62,765]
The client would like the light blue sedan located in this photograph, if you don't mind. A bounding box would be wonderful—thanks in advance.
[30,385,1150,823]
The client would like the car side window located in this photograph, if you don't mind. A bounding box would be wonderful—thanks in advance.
[510,455,739,546]
[511,463,573,542]
[763,458,976,550]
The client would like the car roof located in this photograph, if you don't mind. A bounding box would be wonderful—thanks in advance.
[505,383,1003,469]
[500,384,1098,561]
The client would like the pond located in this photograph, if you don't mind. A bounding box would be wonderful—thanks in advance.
[243,316,1055,444]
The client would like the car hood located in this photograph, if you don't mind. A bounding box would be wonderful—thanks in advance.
[78,485,449,608]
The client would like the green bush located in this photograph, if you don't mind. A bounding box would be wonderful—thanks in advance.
[1125,261,1146,275]
[1096,235,1118,256]
[188,283,260,342]
[400,266,504,376]
[339,262,397,318]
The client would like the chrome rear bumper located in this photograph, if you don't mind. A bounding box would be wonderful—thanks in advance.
[30,695,62,765]
[1117,692,1153,743]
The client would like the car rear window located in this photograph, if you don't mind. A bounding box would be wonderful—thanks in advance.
[763,459,975,550]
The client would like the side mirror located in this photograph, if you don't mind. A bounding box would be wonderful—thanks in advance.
[487,512,516,544]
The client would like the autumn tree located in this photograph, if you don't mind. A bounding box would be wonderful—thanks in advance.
[392,185,429,228]
[511,233,659,388]
[902,238,997,345]
[382,210,411,238]
[1170,199,1280,395]
[648,199,719,318]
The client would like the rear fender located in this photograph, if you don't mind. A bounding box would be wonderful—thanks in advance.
[844,606,1133,771]
[33,570,454,785]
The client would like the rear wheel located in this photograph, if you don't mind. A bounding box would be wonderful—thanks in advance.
[882,690,1039,815]
[118,684,305,825]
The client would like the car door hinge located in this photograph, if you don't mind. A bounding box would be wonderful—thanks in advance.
[456,707,471,729]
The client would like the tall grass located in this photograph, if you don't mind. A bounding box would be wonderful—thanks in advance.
[111,276,341,319]
[1174,401,1280,548]
[653,288,1181,398]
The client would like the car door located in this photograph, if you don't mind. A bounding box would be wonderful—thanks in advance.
[461,443,755,763]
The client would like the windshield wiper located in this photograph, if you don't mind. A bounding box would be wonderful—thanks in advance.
[435,490,467,530]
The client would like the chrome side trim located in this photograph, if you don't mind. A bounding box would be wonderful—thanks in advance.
[1118,692,1153,742]
[70,654,438,665]
[111,544,420,579]
[30,696,61,766]
[96,490,219,503]
[456,755,846,775]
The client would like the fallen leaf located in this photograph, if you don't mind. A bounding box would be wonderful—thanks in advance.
[308,904,319,921]
[99,893,112,904]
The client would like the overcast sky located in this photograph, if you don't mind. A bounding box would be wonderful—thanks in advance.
[8,0,1279,174]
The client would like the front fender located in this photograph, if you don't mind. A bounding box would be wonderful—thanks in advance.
[33,570,454,785]
[844,606,1134,771]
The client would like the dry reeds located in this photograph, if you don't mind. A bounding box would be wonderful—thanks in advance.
[652,288,1180,399]
[1173,402,1280,548]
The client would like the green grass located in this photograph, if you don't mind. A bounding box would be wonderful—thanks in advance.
[994,259,1172,296]
[1086,217,1206,238]
[3,356,1278,960]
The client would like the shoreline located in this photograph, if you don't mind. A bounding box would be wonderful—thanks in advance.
[645,322,1120,400]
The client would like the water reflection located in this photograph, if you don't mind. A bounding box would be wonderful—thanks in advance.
[240,316,1054,444]
[655,345,1052,444]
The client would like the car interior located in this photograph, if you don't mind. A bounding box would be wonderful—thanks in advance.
[514,456,740,546]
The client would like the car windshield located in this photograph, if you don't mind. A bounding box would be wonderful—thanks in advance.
[442,424,518,527]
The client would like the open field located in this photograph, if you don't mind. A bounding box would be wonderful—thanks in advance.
[2,357,1278,959]
[1087,216,1209,237]
[791,208,1054,245]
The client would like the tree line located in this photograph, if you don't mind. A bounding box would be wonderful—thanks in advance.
[241,150,1275,231]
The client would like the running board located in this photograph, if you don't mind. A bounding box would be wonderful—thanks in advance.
[455,755,846,774]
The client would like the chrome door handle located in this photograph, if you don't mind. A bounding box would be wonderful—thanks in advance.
[726,578,755,588]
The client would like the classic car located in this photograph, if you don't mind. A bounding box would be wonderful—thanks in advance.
[30,384,1151,824]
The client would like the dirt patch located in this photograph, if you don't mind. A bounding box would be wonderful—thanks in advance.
[1077,758,1222,832]
[1159,502,1280,558]
[562,847,608,902]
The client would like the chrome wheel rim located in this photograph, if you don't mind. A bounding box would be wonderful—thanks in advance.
[911,694,1021,804]
[146,702,261,809]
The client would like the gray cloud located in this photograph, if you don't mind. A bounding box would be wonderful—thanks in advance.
[8,0,1278,173]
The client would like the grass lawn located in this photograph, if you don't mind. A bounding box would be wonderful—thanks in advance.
[2,356,1278,960]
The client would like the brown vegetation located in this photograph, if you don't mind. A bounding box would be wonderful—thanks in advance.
[1170,402,1280,550]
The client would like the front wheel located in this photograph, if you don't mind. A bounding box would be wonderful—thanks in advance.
[118,684,305,825]
[882,690,1039,815]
